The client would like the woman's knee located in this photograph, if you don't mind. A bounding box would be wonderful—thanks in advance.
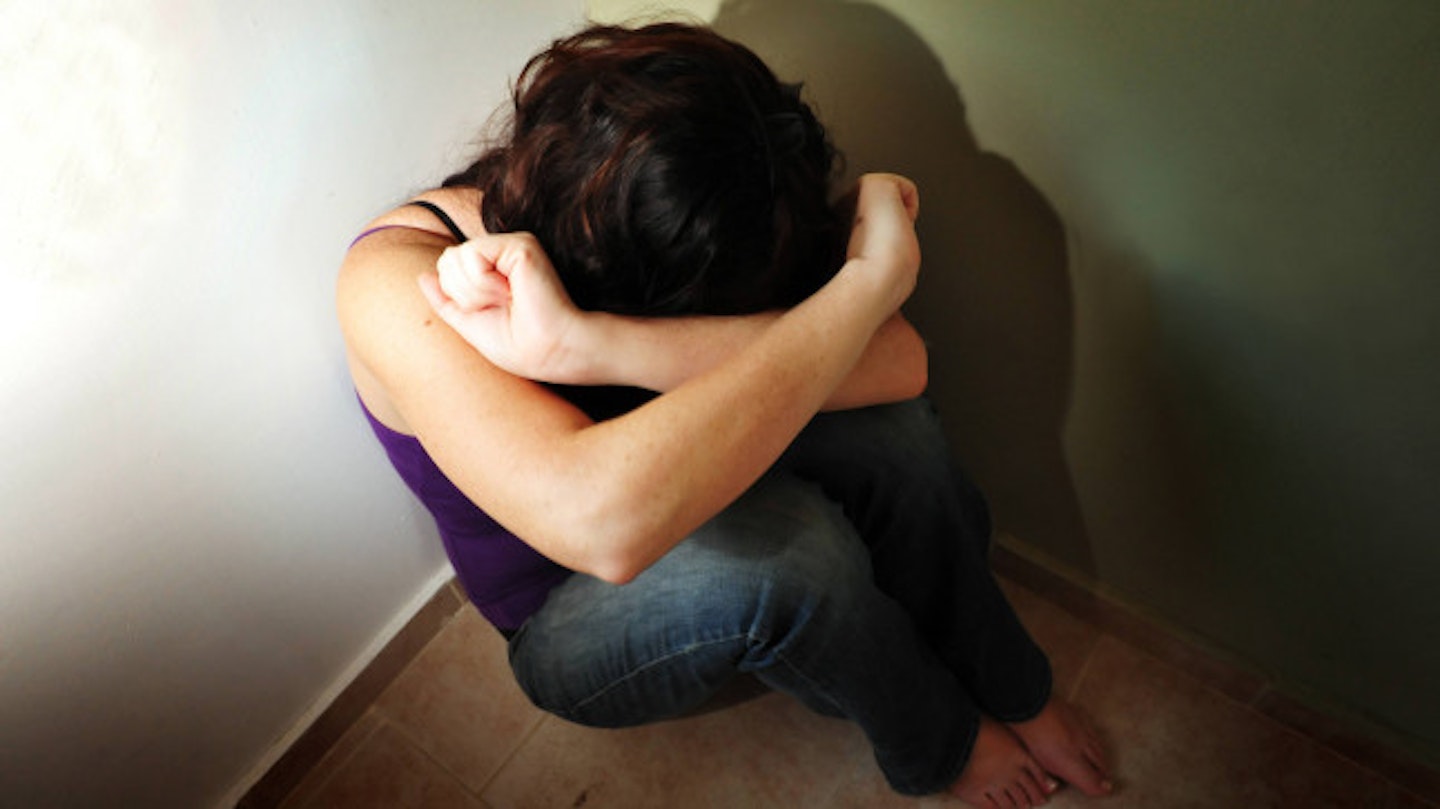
[683,473,874,600]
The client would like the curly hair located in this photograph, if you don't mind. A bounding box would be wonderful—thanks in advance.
[443,23,843,316]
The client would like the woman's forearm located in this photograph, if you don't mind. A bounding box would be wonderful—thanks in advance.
[557,257,908,582]
[572,309,928,409]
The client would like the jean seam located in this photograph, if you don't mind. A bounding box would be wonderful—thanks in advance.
[569,632,750,715]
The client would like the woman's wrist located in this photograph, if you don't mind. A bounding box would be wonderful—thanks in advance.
[830,255,916,329]
[556,310,753,390]
[549,308,613,386]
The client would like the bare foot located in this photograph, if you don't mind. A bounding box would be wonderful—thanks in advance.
[950,716,1059,808]
[1008,698,1113,798]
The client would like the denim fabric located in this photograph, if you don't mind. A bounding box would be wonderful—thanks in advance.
[506,398,1051,795]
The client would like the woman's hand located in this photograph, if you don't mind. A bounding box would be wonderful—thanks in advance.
[841,173,921,310]
[417,232,589,383]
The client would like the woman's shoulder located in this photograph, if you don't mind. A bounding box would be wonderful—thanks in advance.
[339,186,485,312]
[338,187,482,433]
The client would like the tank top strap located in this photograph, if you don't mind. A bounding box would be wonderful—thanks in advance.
[408,199,469,243]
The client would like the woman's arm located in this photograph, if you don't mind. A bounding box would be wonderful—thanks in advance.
[343,175,919,584]
[420,178,927,410]
[558,310,927,411]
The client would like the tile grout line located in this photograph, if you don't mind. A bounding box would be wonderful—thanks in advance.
[356,609,540,805]
[380,712,502,805]
[473,713,553,802]
[1100,633,1255,713]
[1064,630,1104,704]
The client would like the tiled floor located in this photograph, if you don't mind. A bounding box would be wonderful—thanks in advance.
[276,578,1436,809]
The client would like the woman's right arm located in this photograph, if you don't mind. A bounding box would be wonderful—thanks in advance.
[339,176,919,584]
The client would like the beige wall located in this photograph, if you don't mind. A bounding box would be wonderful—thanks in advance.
[590,0,1440,762]
[0,3,583,806]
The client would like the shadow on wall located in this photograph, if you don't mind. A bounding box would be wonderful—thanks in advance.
[713,0,1095,573]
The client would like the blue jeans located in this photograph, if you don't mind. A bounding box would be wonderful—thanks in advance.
[507,398,1051,795]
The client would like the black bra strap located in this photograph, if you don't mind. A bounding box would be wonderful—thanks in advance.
[407,200,469,243]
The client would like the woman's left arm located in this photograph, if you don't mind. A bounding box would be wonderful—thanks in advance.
[572,309,927,410]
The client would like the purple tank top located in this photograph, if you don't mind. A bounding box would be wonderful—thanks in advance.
[359,398,572,631]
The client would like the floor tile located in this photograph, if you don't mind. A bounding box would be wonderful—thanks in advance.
[482,689,865,809]
[295,719,488,809]
[374,608,546,793]
[1071,636,1392,808]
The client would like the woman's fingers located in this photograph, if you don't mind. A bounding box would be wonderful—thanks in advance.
[436,243,512,312]
[459,245,484,293]
[417,271,508,359]
[436,247,474,308]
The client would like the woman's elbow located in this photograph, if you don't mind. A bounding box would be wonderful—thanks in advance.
[885,313,928,400]
[589,557,643,586]
[558,499,674,586]
[577,532,667,585]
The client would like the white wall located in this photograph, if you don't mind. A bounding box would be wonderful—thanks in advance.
[0,2,582,806]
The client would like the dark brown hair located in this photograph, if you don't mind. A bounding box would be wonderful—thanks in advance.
[443,23,843,316]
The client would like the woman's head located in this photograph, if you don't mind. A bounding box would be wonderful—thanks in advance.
[446,23,842,316]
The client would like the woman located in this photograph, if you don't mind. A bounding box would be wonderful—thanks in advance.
[337,22,1110,807]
